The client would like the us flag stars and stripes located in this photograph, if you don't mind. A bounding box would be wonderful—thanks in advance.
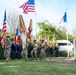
[1,11,7,48]
[19,0,35,14]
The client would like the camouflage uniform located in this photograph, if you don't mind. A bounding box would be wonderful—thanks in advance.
[21,42,29,61]
[40,41,46,61]
[31,40,38,60]
[4,36,11,63]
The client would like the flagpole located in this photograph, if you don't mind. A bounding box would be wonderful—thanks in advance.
[66,22,69,57]
[34,0,37,40]
[66,9,69,57]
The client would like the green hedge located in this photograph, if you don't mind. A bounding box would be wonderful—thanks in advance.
[59,51,67,57]
[46,47,74,57]
[59,51,74,57]
[69,51,74,57]
[0,43,5,59]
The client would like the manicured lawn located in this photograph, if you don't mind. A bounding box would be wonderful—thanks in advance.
[0,59,76,75]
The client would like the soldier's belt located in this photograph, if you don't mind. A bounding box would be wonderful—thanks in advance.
[5,48,10,49]
[22,48,27,50]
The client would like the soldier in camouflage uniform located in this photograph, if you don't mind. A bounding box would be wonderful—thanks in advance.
[40,40,46,61]
[21,41,29,61]
[4,36,11,63]
[31,40,38,61]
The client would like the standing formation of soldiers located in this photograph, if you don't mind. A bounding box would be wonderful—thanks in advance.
[3,36,59,63]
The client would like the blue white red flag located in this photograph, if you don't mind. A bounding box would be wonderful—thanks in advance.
[14,27,21,42]
[15,27,19,36]
[60,12,67,24]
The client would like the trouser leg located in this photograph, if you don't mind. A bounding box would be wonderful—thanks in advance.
[34,50,37,60]
[6,51,11,63]
[31,50,34,60]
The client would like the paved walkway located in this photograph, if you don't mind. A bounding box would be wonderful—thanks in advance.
[45,57,76,62]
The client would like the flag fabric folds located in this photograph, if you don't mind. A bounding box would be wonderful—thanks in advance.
[19,15,27,49]
[59,12,67,24]
[28,19,32,36]
[19,15,26,32]
[14,27,21,42]
[28,19,32,41]
[1,11,7,48]
[19,0,35,14]
[44,36,47,45]
[14,27,18,42]
[63,12,67,22]
[15,27,19,36]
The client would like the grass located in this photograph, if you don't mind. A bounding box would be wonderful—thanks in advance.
[0,59,76,75]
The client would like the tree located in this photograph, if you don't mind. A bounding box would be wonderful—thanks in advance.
[7,11,19,34]
[37,21,74,42]
[56,26,67,40]
[37,21,56,40]
[68,34,74,43]
[72,28,76,38]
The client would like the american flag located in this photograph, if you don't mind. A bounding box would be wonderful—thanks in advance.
[19,0,35,14]
[1,11,7,48]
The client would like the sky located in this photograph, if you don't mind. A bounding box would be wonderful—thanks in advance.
[0,0,76,35]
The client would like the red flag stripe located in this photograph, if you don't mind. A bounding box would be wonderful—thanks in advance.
[19,1,35,14]
[1,11,7,48]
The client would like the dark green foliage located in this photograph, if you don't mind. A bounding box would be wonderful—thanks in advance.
[69,51,74,57]
[0,43,5,59]
[59,51,67,57]
[59,51,74,57]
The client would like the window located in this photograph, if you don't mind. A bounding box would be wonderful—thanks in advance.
[58,43,67,46]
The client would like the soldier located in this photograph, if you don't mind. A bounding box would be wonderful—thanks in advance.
[37,41,42,58]
[4,36,11,63]
[16,41,21,59]
[54,44,59,57]
[31,40,38,61]
[40,40,46,61]
[21,40,29,61]
[50,45,53,61]
[11,41,16,60]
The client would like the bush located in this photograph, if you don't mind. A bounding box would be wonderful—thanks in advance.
[59,51,67,57]
[59,50,74,57]
[69,51,74,57]
[0,43,5,59]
